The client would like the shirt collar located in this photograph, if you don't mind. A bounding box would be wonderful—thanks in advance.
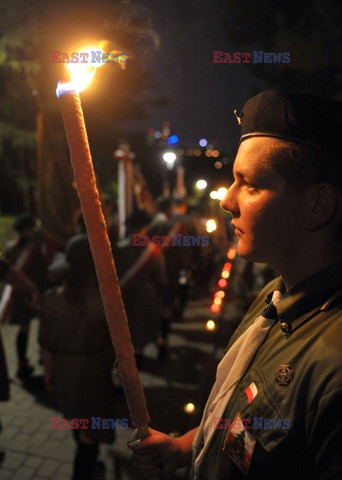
[274,260,342,331]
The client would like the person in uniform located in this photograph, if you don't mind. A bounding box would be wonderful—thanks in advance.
[0,258,38,401]
[4,213,47,379]
[39,234,116,480]
[129,90,342,480]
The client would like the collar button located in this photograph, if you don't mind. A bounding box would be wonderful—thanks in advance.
[281,322,292,335]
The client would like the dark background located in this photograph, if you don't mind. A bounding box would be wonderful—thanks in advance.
[0,0,341,217]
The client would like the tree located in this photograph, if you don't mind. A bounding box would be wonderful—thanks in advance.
[0,0,162,231]
[224,0,342,98]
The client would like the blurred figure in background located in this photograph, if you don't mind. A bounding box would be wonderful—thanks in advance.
[4,213,47,380]
[0,258,38,403]
[39,234,116,480]
[113,209,171,365]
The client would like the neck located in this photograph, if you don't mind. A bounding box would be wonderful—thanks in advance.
[272,241,342,291]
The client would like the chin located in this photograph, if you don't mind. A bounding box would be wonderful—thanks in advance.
[237,242,265,263]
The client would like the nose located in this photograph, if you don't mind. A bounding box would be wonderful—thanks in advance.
[220,182,239,217]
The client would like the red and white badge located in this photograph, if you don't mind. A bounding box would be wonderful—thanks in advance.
[222,412,256,475]
[245,382,258,404]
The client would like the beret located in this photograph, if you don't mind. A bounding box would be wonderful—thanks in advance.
[236,89,342,157]
[66,234,95,275]
[48,234,96,282]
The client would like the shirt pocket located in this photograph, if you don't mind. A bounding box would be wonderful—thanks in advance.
[236,367,291,453]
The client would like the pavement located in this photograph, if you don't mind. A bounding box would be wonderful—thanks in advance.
[0,293,242,480]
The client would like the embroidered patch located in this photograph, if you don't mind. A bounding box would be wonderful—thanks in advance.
[222,412,256,475]
[245,382,258,404]
[276,364,294,386]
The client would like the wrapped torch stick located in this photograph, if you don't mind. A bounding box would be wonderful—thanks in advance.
[56,83,150,438]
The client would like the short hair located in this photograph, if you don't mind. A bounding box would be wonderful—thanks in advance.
[269,141,342,193]
[269,141,342,238]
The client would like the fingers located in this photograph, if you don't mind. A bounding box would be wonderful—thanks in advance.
[128,430,168,452]
[131,449,164,479]
[129,429,166,479]
[132,453,164,479]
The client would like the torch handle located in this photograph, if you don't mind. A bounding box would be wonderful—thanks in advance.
[59,92,150,429]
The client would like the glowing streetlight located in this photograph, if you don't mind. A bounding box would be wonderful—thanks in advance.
[195,179,207,190]
[163,151,177,170]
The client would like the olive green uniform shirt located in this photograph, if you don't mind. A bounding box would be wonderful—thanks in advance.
[195,261,342,480]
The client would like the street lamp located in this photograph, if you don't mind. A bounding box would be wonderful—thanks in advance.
[163,151,177,170]
[195,179,207,190]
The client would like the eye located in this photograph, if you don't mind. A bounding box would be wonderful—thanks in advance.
[245,182,258,192]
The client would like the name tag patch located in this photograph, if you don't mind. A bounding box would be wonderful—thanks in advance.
[222,412,256,475]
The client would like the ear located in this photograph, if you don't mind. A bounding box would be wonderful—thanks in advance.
[306,183,338,231]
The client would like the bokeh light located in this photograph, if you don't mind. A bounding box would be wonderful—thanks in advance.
[206,320,216,331]
[206,219,217,233]
[184,403,196,414]
[196,179,207,190]
[217,187,228,200]
[167,135,179,145]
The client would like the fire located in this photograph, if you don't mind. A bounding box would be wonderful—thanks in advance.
[56,43,127,97]
[67,46,106,91]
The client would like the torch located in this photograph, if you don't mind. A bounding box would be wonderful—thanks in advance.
[56,47,150,437]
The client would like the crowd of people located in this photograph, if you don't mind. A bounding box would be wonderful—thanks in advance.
[0,197,221,479]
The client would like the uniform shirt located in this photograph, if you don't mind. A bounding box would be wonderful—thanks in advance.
[194,260,342,480]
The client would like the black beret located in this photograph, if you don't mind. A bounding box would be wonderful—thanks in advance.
[236,89,342,157]
[66,234,95,273]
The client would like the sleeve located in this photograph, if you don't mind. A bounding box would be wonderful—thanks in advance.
[307,388,342,480]
[38,290,57,352]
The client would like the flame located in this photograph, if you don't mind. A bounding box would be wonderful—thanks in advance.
[67,46,106,91]
[56,43,127,97]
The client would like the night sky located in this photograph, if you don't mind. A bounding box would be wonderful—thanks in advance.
[122,0,261,152]
[120,0,341,154]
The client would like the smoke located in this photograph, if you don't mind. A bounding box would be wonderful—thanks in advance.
[102,0,160,65]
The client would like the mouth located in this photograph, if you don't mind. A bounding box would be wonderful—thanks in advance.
[232,223,243,235]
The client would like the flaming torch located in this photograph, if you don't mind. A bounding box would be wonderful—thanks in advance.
[56,47,150,437]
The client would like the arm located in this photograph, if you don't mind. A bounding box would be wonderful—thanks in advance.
[0,261,39,323]
[5,267,38,296]
[40,348,55,393]
[128,427,198,478]
[308,388,342,479]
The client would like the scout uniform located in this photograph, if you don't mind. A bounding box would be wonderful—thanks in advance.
[191,90,342,479]
[193,261,342,479]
